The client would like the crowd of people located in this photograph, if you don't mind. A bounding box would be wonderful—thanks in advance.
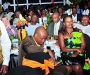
[0,0,90,75]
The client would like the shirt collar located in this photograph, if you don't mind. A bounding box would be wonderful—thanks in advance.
[54,20,60,25]
[32,36,40,47]
[72,14,77,17]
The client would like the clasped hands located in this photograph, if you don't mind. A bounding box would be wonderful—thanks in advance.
[72,48,84,57]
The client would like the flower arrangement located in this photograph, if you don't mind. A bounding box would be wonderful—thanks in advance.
[83,58,90,70]
[66,0,82,5]
[16,14,28,41]
[16,14,28,29]
[47,15,52,24]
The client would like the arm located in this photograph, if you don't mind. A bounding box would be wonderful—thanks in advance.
[22,40,55,58]
[22,37,55,60]
[22,38,44,54]
[0,21,11,66]
[10,26,17,37]
[0,21,11,74]
[58,33,78,52]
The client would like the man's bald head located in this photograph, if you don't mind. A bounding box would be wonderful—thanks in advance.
[34,26,47,45]
[34,26,47,35]
[52,12,60,16]
[52,12,60,23]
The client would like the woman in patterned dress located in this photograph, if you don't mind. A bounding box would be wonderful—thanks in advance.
[58,15,85,75]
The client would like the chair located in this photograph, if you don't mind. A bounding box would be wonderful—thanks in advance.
[7,66,40,75]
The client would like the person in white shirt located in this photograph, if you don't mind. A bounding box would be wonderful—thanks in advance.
[0,20,11,75]
[82,5,90,15]
[74,15,90,59]
[74,15,90,37]
[71,7,81,22]
[25,14,42,36]
[3,0,10,11]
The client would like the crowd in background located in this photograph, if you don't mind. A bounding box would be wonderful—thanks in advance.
[0,0,90,75]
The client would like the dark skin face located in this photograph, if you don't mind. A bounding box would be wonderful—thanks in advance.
[63,17,73,29]
[42,10,46,16]
[31,15,38,25]
[52,13,60,23]
[58,8,63,13]
[81,16,89,26]
[28,11,33,16]
[15,11,21,18]
[33,26,48,45]
[72,8,77,14]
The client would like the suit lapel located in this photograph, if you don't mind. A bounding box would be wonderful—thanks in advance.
[29,36,37,46]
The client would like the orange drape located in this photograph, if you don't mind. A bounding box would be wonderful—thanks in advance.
[22,57,54,75]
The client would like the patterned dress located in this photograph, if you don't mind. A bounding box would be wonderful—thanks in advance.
[61,31,85,65]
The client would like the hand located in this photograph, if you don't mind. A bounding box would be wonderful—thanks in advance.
[76,49,82,53]
[55,61,60,66]
[7,21,11,29]
[0,65,8,75]
[10,28,16,36]
[47,50,55,62]
[48,57,55,63]
[71,54,77,57]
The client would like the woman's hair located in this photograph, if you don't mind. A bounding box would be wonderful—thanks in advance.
[58,15,79,35]
[1,16,8,20]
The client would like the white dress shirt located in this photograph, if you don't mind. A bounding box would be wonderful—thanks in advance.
[54,21,60,36]
[74,23,90,37]
[25,23,42,36]
[72,14,77,22]
[0,20,11,66]
[82,9,90,15]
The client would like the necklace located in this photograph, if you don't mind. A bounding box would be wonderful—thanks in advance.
[66,28,73,34]
[67,31,72,34]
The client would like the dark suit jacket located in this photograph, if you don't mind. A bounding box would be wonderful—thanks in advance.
[46,21,62,36]
[18,36,44,65]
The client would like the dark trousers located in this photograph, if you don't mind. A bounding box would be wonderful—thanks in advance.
[54,65,68,75]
